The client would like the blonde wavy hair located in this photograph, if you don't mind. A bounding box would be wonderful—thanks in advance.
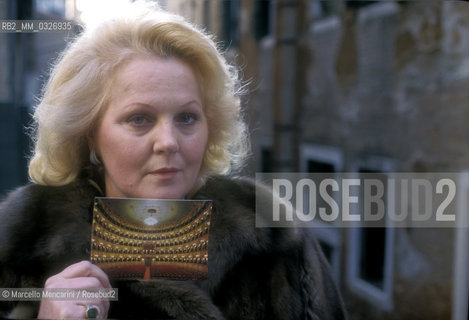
[29,1,250,189]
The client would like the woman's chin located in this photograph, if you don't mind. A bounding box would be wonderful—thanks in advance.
[136,189,186,200]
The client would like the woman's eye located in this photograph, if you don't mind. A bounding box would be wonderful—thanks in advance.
[128,115,150,126]
[177,113,198,125]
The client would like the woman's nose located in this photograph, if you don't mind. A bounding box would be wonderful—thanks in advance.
[152,121,179,154]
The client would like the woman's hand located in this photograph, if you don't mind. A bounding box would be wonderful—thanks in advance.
[37,261,111,319]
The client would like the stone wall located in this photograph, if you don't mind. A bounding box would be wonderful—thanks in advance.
[246,1,469,319]
[301,1,469,172]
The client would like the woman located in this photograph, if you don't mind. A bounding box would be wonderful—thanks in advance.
[0,2,346,319]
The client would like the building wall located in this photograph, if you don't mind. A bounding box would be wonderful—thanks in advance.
[164,0,221,39]
[233,1,469,319]
[307,1,469,172]
[244,1,469,174]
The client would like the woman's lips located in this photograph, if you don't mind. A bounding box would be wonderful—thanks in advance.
[149,168,180,180]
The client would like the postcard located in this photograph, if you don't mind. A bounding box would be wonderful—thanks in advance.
[90,197,212,280]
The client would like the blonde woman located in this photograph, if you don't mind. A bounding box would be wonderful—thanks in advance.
[0,2,346,319]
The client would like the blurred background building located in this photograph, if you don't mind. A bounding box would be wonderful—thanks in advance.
[1,1,468,319]
[0,0,80,192]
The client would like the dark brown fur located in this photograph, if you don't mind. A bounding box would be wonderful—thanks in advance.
[0,176,346,319]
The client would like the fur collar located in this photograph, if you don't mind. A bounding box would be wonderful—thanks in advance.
[0,176,347,319]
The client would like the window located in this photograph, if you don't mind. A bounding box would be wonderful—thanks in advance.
[346,1,376,10]
[299,144,343,281]
[347,157,395,310]
[307,159,335,173]
[255,135,273,173]
[261,147,273,173]
[357,225,387,289]
[299,144,343,173]
[311,0,339,20]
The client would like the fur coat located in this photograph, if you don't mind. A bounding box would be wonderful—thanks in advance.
[0,175,347,319]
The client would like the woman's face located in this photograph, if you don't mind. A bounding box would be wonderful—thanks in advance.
[94,56,208,199]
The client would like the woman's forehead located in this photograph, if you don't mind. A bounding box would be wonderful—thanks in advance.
[114,56,195,85]
[108,57,202,105]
